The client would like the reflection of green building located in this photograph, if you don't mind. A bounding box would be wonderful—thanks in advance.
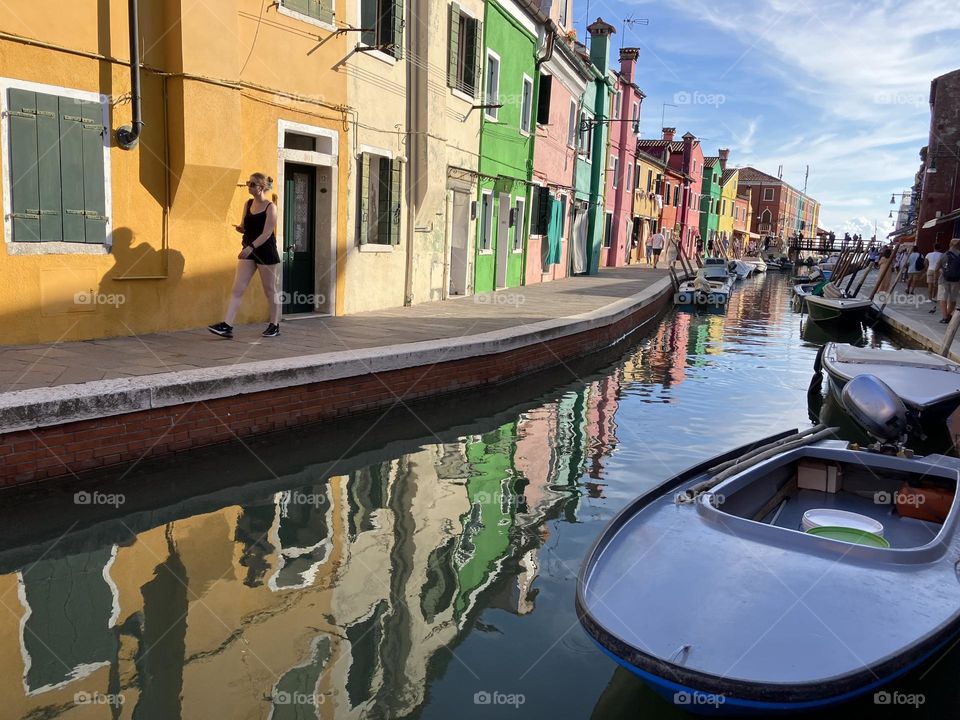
[454,424,518,618]
[553,390,588,523]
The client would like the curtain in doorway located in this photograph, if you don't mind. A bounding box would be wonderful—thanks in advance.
[546,196,563,266]
[572,207,588,275]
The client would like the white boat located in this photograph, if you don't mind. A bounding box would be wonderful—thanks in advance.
[731,259,755,279]
[804,282,872,323]
[674,269,731,308]
[821,342,960,430]
[743,256,767,272]
[702,257,737,284]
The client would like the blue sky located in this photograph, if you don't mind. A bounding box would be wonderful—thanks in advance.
[570,0,960,238]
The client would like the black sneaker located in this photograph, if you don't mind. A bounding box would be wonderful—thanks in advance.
[262,323,280,337]
[208,321,233,338]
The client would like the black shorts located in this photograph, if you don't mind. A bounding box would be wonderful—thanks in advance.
[243,239,281,265]
[652,248,663,257]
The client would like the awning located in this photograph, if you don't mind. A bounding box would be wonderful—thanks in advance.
[747,232,762,239]
[887,224,916,239]
[921,207,960,229]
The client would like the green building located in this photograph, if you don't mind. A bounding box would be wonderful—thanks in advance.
[699,155,722,254]
[474,0,541,293]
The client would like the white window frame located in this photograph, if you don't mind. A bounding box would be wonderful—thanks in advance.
[449,5,480,103]
[579,112,593,162]
[513,197,526,252]
[0,77,113,254]
[611,155,619,189]
[278,0,337,32]
[484,50,501,122]
[626,163,633,193]
[479,189,494,253]
[763,187,774,201]
[631,101,639,133]
[520,74,533,136]
[355,0,401,65]
[356,143,397,252]
[567,100,577,147]
[613,90,622,120]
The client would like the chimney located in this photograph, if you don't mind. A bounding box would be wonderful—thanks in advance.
[619,47,639,84]
[718,148,729,171]
[587,18,616,75]
[662,127,676,142]
[682,132,695,175]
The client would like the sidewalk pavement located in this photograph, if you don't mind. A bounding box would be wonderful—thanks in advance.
[0,267,671,394]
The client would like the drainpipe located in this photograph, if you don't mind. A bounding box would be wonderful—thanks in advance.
[116,0,142,150]
[403,0,420,305]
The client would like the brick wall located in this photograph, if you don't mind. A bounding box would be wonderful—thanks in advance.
[0,290,671,488]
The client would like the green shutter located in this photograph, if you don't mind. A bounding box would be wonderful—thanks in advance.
[358,153,370,244]
[314,0,334,23]
[361,0,376,46]
[529,185,540,235]
[80,98,107,244]
[392,0,404,59]
[389,158,401,245]
[283,0,309,14]
[59,97,87,243]
[7,89,41,242]
[377,156,391,243]
[36,92,63,242]
[473,20,483,98]
[448,4,460,88]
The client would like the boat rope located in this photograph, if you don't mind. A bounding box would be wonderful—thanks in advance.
[676,425,840,504]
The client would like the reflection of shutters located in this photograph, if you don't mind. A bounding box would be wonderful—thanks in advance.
[447,4,460,87]
[389,158,402,245]
[392,0,404,59]
[357,153,370,244]
[8,89,42,242]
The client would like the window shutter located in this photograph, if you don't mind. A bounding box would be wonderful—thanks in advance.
[536,74,552,125]
[358,153,370,244]
[539,187,550,235]
[473,20,483,99]
[378,156,391,242]
[392,0,404,59]
[80,98,107,244]
[284,0,310,14]
[448,4,460,88]
[59,97,87,243]
[36,92,63,242]
[389,158,402,245]
[315,0,334,23]
[7,89,42,242]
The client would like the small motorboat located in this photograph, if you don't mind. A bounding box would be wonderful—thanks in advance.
[804,283,872,324]
[675,269,731,308]
[742,257,767,273]
[577,375,960,714]
[731,259,755,280]
[792,281,823,311]
[820,342,960,432]
[702,257,737,283]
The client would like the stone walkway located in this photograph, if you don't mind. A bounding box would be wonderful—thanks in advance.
[0,267,671,393]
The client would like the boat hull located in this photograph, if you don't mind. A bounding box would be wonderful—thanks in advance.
[805,295,870,324]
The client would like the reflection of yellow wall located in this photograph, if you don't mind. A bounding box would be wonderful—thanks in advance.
[719,169,739,240]
[0,0,349,344]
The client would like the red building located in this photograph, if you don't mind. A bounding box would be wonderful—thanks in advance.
[636,128,704,257]
[738,167,820,253]
[602,48,645,267]
[916,68,960,252]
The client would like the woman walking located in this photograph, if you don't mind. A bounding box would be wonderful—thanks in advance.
[208,173,282,339]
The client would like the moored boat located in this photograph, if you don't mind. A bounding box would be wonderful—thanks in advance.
[577,376,960,714]
[804,294,872,323]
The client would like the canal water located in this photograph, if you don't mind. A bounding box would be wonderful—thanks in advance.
[1,273,955,719]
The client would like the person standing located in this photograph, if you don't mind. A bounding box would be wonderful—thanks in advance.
[938,238,960,323]
[645,232,654,266]
[650,230,665,268]
[208,173,282,339]
[666,233,679,269]
[905,246,924,294]
[926,243,943,311]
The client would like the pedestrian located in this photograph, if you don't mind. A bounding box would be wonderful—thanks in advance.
[666,233,679,269]
[645,233,654,265]
[926,242,944,311]
[905,246,924,294]
[208,172,282,339]
[938,238,960,324]
[650,229,665,268]
[876,246,895,295]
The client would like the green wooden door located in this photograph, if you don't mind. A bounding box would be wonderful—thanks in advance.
[282,164,317,314]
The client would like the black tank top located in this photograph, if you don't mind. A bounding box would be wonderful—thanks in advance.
[242,200,276,246]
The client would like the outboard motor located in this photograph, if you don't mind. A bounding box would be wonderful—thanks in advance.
[840,374,908,447]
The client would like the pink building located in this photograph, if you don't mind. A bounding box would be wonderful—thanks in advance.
[527,16,590,284]
[602,48,645,267]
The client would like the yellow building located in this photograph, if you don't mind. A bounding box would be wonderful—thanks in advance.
[718,165,739,251]
[0,0,351,346]
[632,151,666,262]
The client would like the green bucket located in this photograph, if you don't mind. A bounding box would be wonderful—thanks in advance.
[806,525,890,548]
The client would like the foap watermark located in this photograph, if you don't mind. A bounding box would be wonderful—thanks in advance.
[473,690,525,708]
[74,490,125,508]
[874,490,925,507]
[473,292,525,308]
[873,91,926,109]
[74,291,126,308]
[874,690,925,707]
[271,691,325,707]
[275,291,325,307]
[75,691,124,706]
[673,691,725,708]
[673,90,725,108]
[872,291,927,309]
[285,491,327,507]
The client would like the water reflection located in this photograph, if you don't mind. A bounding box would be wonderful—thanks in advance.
[0,275,954,719]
